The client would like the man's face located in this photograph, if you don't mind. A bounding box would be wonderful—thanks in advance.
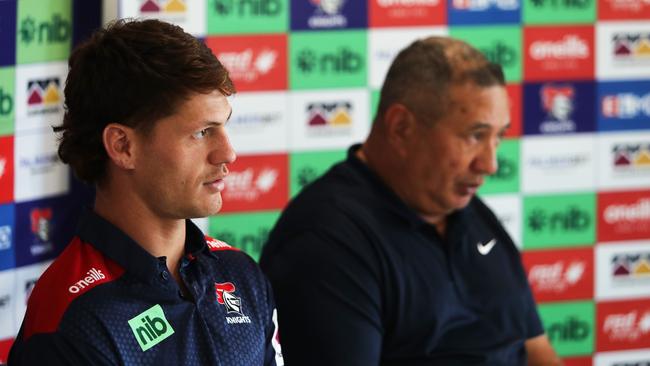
[401,83,510,221]
[131,90,235,220]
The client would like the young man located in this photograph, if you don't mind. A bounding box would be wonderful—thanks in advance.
[9,19,282,365]
[260,37,560,365]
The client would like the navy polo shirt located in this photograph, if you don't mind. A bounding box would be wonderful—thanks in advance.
[260,145,543,366]
[9,210,282,366]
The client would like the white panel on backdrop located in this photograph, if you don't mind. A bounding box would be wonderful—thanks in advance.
[289,89,370,151]
[13,261,52,331]
[521,134,597,194]
[594,348,650,366]
[597,21,650,80]
[596,240,650,301]
[368,26,447,89]
[118,0,207,36]
[14,131,70,203]
[14,62,67,135]
[597,131,650,191]
[226,91,289,154]
[481,194,522,250]
[0,270,16,338]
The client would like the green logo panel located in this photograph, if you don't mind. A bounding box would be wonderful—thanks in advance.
[290,149,346,196]
[207,0,288,34]
[209,211,280,261]
[523,0,596,24]
[538,301,594,357]
[450,26,522,83]
[128,304,175,352]
[479,138,520,195]
[17,0,72,64]
[371,89,380,122]
[0,67,15,136]
[290,31,367,90]
[523,193,595,249]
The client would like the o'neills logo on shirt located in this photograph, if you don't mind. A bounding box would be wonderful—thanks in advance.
[530,35,589,60]
[68,268,106,294]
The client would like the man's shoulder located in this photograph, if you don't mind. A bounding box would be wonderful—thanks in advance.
[20,237,125,341]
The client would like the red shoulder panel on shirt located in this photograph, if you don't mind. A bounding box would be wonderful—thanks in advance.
[22,237,125,340]
[205,236,240,252]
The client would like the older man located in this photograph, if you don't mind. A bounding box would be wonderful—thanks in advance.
[260,37,559,365]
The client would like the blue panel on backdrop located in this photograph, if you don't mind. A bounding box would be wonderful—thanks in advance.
[447,0,520,24]
[598,80,650,132]
[0,0,17,66]
[291,0,367,31]
[523,80,596,135]
[15,195,77,267]
[0,203,15,271]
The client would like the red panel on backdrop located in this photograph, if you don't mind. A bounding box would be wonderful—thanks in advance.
[220,153,288,213]
[598,0,650,20]
[505,83,522,138]
[522,247,594,303]
[524,26,595,81]
[563,356,592,366]
[0,136,13,204]
[597,299,650,352]
[205,34,287,92]
[368,0,446,27]
[598,189,650,242]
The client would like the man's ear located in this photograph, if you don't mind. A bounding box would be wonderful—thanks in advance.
[102,123,137,170]
[383,103,417,157]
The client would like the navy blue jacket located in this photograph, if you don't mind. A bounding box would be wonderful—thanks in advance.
[9,210,282,366]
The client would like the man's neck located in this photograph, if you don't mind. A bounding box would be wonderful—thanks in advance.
[94,185,186,279]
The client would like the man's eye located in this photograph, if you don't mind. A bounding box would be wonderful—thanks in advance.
[193,129,210,139]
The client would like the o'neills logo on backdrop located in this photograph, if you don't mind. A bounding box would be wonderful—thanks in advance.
[68,268,106,294]
[524,27,594,80]
[306,101,353,136]
[599,190,650,242]
[612,32,650,62]
[598,300,650,352]
[26,78,62,116]
[370,0,444,26]
[221,154,288,213]
[601,0,650,19]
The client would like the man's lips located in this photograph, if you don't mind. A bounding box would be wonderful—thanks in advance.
[204,177,226,192]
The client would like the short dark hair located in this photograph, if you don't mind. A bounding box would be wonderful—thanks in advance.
[376,36,505,124]
[55,18,235,184]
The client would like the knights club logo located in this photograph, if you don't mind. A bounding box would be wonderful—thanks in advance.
[215,282,252,324]
[539,85,576,134]
[30,207,52,242]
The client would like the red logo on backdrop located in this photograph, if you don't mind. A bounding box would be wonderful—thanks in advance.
[597,299,650,352]
[598,190,650,242]
[220,153,288,213]
[522,247,593,302]
[598,0,650,20]
[205,34,287,92]
[524,26,595,81]
[0,136,14,204]
[562,356,592,366]
[505,84,522,138]
[368,0,445,27]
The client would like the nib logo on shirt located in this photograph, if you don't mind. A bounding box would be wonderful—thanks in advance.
[215,282,252,324]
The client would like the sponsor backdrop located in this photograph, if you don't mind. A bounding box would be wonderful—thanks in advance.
[0,0,648,363]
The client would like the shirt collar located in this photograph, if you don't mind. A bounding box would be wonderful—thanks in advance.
[345,144,472,230]
[76,209,214,284]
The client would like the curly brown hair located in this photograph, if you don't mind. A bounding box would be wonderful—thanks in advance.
[55,18,235,184]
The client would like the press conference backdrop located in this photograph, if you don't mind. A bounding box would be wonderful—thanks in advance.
[1,0,650,364]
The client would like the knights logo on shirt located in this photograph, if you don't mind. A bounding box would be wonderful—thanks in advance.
[215,282,252,324]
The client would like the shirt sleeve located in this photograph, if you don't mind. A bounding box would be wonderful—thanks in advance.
[261,230,384,366]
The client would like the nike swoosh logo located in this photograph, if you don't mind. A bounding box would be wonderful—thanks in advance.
[477,239,497,255]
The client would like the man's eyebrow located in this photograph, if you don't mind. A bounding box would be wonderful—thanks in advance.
[203,109,233,126]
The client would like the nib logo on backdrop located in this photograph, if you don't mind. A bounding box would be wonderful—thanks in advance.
[19,14,70,46]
